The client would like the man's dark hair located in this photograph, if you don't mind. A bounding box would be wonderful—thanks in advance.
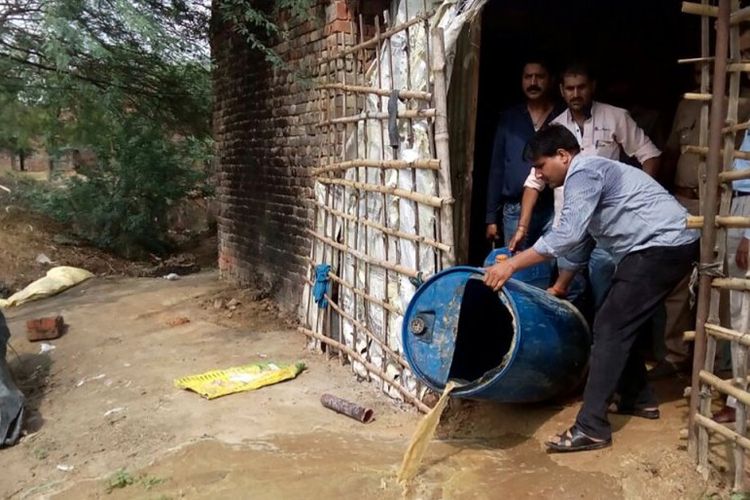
[522,55,553,75]
[561,62,594,82]
[523,124,581,161]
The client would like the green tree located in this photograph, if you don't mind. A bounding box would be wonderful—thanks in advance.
[0,0,310,256]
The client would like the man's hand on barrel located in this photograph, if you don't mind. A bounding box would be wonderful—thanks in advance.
[483,261,515,291]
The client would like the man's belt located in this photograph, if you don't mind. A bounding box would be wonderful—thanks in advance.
[673,186,699,200]
[734,190,750,198]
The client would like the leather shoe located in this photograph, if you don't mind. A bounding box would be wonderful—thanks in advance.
[712,406,736,424]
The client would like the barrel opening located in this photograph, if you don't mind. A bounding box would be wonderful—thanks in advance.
[448,279,514,382]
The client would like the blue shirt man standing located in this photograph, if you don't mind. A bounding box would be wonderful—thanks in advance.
[485,58,563,247]
[484,125,699,453]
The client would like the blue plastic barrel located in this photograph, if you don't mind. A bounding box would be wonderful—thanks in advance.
[483,247,553,289]
[402,266,590,403]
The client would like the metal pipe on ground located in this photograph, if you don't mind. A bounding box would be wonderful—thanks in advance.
[320,394,374,423]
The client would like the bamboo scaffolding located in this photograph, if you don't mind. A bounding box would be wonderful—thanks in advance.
[682,144,750,160]
[299,326,430,413]
[317,83,432,101]
[319,108,437,126]
[727,63,750,71]
[306,229,419,278]
[432,28,456,268]
[695,414,750,452]
[316,176,449,208]
[326,271,402,315]
[687,215,750,228]
[712,277,750,290]
[700,370,750,407]
[690,0,730,463]
[318,11,434,63]
[682,1,719,17]
[307,284,410,371]
[314,197,450,252]
[723,120,750,133]
[685,92,714,101]
[679,56,716,64]
[730,5,750,24]
[705,322,750,347]
[378,9,396,390]
[312,158,440,176]
[719,168,750,182]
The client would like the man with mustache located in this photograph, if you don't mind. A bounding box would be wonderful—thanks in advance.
[485,58,564,248]
[511,63,662,309]
[484,125,698,452]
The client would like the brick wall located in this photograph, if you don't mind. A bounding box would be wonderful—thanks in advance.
[211,1,365,309]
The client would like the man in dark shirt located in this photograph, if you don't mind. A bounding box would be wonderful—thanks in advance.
[485,58,563,248]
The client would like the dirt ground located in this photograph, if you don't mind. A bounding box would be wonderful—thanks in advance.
[0,271,724,499]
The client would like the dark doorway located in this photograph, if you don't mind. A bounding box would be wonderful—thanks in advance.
[467,0,700,265]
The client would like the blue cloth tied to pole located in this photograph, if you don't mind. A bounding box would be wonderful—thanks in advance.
[313,264,331,309]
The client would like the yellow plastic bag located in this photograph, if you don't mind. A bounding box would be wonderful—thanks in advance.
[174,361,305,400]
[0,266,94,309]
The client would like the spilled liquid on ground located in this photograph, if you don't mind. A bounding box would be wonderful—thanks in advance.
[54,431,623,499]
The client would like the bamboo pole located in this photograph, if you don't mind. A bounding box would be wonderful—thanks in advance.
[431,27,456,269]
[306,229,419,278]
[723,120,750,133]
[704,322,750,347]
[298,326,430,413]
[682,1,719,17]
[720,168,750,182]
[687,215,750,228]
[313,158,440,176]
[690,0,730,461]
[700,370,750,407]
[318,11,434,63]
[314,197,450,252]
[713,277,750,290]
[319,108,437,126]
[682,144,750,160]
[685,92,714,101]
[316,176,450,208]
[679,57,716,64]
[730,5,750,24]
[727,63,750,72]
[317,83,432,101]
[326,271,402,315]
[695,414,750,452]
[320,288,409,370]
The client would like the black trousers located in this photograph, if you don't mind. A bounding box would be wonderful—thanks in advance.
[575,241,699,440]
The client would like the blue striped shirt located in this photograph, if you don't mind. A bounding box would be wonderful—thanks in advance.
[533,155,699,268]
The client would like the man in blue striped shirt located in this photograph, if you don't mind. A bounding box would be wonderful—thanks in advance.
[484,125,699,452]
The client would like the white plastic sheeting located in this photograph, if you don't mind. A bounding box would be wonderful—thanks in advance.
[302,0,487,404]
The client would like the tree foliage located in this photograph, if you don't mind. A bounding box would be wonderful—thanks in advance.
[0,0,309,255]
